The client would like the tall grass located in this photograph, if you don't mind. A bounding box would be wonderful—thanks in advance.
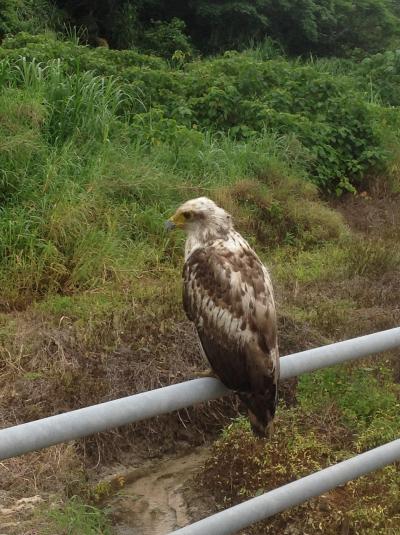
[6,57,130,144]
[0,52,374,308]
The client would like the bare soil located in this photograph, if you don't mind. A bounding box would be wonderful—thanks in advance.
[103,447,214,535]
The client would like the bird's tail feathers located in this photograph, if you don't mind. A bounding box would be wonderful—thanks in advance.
[239,389,277,438]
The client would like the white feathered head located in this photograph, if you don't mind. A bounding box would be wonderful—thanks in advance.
[166,197,233,236]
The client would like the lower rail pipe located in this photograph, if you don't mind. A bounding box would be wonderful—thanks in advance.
[169,437,400,535]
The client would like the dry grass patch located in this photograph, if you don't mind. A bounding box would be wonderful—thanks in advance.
[214,177,345,249]
[0,444,84,498]
[0,278,238,467]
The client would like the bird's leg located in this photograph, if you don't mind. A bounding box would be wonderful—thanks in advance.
[191,367,217,379]
[265,419,274,439]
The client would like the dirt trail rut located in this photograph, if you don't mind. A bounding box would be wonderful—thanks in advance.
[107,447,213,535]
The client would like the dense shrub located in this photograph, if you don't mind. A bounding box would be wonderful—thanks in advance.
[1,34,397,192]
[265,0,399,56]
[141,18,193,59]
[358,49,400,106]
[0,0,65,38]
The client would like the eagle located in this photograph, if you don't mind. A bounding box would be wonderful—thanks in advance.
[166,197,279,437]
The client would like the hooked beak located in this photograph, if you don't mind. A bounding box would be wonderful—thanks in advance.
[164,219,176,231]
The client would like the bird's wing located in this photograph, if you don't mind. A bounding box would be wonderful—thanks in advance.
[183,242,279,395]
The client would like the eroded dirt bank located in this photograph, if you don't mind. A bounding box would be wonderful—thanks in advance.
[102,447,213,534]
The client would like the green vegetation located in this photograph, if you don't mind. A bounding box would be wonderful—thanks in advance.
[0,32,398,311]
[298,365,400,449]
[0,3,400,533]
[45,496,112,535]
[201,370,400,533]
[12,0,398,56]
[0,0,64,38]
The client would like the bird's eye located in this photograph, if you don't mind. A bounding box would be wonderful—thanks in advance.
[182,211,192,219]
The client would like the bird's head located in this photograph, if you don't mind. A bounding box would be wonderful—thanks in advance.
[165,197,233,238]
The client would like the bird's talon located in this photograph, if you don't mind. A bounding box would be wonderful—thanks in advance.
[191,368,217,379]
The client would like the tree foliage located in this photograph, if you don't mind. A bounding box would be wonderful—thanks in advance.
[1,1,399,57]
[0,0,65,39]
[50,0,400,57]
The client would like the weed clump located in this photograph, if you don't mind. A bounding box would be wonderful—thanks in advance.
[200,366,400,533]
[215,177,345,248]
[44,496,112,535]
[298,365,400,450]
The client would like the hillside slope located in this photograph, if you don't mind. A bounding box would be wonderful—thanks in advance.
[0,33,399,534]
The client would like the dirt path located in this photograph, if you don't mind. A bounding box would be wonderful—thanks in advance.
[106,447,213,535]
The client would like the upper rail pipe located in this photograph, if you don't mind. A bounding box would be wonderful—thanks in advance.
[169,437,400,535]
[0,327,399,461]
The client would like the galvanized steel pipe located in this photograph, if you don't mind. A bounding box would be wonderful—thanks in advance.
[280,326,400,378]
[170,437,400,535]
[0,327,399,460]
[0,378,230,460]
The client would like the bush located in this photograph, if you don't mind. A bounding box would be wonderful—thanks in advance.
[359,50,400,106]
[56,0,400,57]
[141,18,193,60]
[0,0,65,38]
[215,176,344,248]
[184,56,391,191]
[101,1,139,50]
[2,33,397,193]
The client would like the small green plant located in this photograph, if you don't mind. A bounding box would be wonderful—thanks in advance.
[45,496,111,535]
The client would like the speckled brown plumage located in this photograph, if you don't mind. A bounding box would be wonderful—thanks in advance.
[170,197,279,437]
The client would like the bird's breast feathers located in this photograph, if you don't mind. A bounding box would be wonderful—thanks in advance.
[183,231,278,378]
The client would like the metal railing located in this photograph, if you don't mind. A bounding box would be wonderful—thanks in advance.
[0,327,399,461]
[1,327,400,535]
[168,437,400,535]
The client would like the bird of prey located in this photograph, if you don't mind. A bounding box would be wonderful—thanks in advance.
[166,197,279,437]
